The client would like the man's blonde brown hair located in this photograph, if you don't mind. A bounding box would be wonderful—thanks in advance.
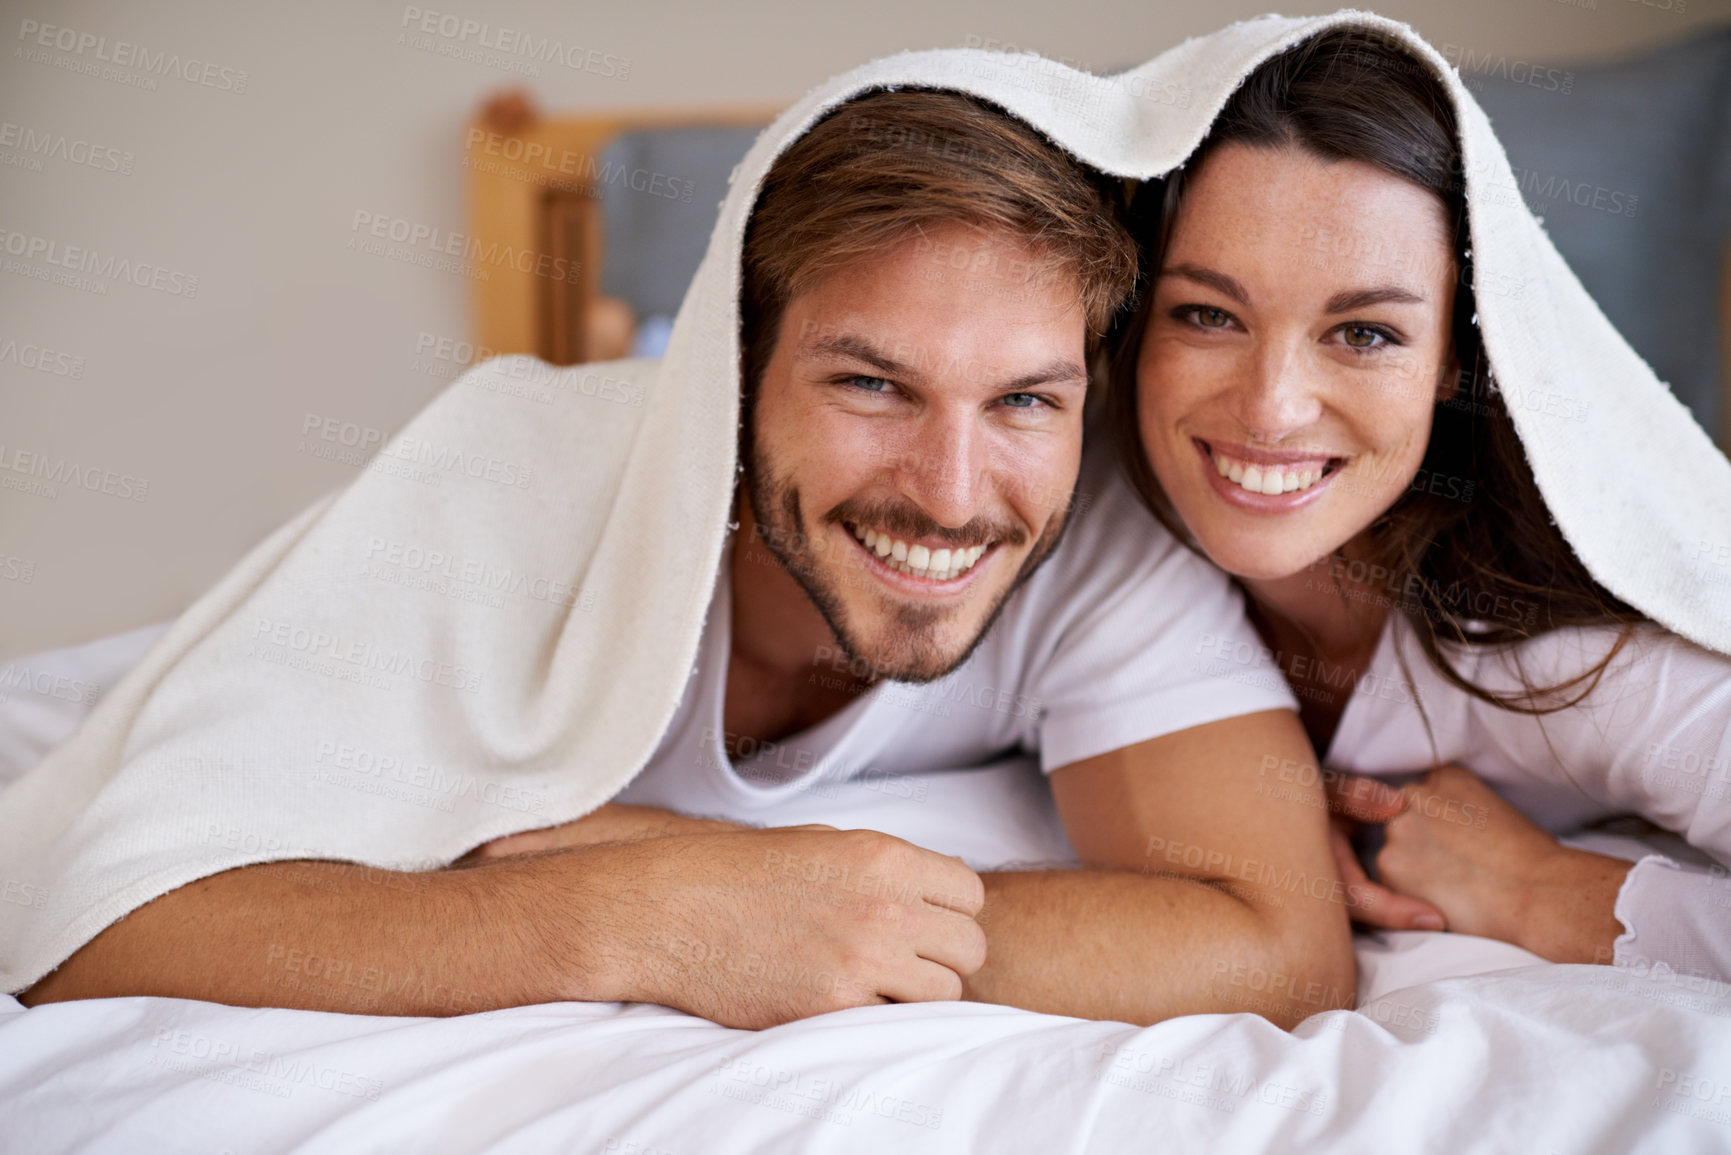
[740,88,1138,398]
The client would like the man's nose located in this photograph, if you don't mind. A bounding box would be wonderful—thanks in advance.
[1232,338,1324,441]
[895,411,987,530]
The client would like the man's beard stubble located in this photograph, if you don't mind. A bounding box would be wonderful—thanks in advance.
[742,440,1074,684]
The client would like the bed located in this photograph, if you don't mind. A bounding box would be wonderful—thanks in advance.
[3,627,1731,1153]
[7,960,1731,1153]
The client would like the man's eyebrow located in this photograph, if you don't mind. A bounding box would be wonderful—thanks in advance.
[800,335,1086,392]
[800,335,916,379]
[1160,263,1250,306]
[1000,358,1088,392]
[1324,286,1428,313]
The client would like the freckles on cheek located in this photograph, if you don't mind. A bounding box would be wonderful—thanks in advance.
[1142,345,1219,429]
[1385,422,1434,480]
[1134,388,1191,485]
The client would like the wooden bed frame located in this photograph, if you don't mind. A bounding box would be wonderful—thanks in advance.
[463,90,777,366]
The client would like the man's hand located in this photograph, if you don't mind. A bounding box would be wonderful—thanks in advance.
[1327,765,1632,962]
[590,826,987,1029]
[453,802,745,864]
[453,805,989,1027]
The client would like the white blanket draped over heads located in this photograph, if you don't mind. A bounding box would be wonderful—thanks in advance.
[3,9,1728,995]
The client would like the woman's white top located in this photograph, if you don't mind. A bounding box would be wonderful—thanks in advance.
[1326,616,1731,981]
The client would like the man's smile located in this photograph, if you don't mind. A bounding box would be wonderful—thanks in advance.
[840,521,997,589]
[844,522,990,580]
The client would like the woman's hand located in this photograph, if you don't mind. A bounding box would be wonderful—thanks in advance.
[1321,774,1447,932]
[1326,765,1632,962]
[452,803,749,865]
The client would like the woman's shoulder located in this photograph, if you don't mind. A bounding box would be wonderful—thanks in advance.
[1386,615,1731,711]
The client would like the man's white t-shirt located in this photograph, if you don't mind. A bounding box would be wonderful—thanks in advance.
[614,444,1296,862]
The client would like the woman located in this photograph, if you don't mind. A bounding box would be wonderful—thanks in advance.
[1111,27,1731,978]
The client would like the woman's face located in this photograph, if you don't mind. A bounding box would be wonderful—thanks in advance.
[1135,142,1459,583]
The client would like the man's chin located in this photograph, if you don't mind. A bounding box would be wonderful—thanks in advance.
[823,532,1065,682]
[831,600,996,684]
[839,640,971,685]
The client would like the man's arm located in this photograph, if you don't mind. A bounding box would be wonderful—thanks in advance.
[964,710,1357,1028]
[459,712,1355,1027]
[18,826,987,1029]
[20,852,580,1016]
[458,713,1355,1028]
[452,802,746,863]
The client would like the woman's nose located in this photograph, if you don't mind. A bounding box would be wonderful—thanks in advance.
[1233,340,1324,441]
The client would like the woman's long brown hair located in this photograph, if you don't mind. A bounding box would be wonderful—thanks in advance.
[1107,27,1646,714]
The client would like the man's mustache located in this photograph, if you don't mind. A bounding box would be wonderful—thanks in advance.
[821,499,1029,550]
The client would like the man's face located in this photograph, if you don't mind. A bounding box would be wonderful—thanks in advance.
[746,222,1089,683]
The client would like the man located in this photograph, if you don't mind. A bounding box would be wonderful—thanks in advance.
[18,90,1351,1029]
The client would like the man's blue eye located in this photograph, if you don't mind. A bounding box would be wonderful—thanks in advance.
[850,375,894,392]
[1002,393,1042,408]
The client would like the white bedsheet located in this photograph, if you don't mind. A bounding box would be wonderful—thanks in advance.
[4,946,1729,1154]
[6,626,1728,1152]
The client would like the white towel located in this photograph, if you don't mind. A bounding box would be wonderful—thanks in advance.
[4,10,1727,995]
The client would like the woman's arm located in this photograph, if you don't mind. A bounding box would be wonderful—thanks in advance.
[1328,624,1731,978]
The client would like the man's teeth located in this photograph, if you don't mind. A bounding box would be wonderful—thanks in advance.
[1212,449,1328,496]
[852,526,987,581]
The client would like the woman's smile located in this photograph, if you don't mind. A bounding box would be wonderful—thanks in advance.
[1194,437,1348,512]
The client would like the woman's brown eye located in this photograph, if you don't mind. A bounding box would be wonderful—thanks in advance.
[1199,308,1229,327]
[1343,325,1379,348]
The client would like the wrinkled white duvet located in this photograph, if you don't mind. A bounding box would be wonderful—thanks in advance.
[4,941,1730,1154]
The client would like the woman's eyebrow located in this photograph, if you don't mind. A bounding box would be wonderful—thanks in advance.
[1160,263,1249,305]
[1325,286,1427,313]
[1162,264,1429,315]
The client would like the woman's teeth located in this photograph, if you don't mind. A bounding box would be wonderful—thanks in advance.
[852,525,987,581]
[1211,449,1329,496]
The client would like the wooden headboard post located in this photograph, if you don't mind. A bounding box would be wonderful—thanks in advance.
[464,89,777,366]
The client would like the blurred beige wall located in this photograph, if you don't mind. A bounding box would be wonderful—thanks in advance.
[2,0,1727,658]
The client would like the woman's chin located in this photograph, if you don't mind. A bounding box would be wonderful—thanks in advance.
[1214,556,1310,585]
[1189,527,1337,587]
